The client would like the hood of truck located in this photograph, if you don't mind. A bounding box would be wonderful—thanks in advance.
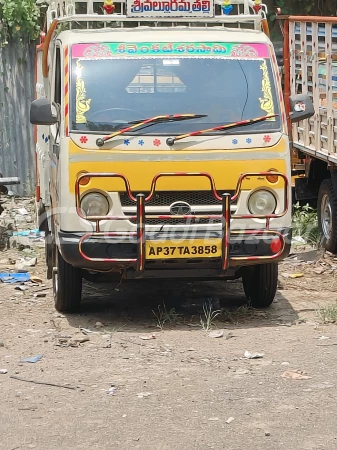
[67,134,290,193]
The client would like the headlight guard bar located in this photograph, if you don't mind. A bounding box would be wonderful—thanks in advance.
[74,171,289,273]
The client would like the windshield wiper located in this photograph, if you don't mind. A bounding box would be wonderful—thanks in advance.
[166,114,278,146]
[96,114,207,147]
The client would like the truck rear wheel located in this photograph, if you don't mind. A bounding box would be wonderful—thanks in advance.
[241,263,278,308]
[318,179,337,253]
[53,245,82,312]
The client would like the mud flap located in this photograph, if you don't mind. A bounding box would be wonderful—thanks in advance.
[330,170,337,197]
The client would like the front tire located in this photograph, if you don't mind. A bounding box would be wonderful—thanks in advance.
[317,179,337,253]
[242,263,278,308]
[53,245,82,312]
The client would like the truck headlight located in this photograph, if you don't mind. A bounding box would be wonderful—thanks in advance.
[81,192,110,217]
[248,190,276,215]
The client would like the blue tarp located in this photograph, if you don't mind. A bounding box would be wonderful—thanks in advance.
[12,229,44,237]
[0,272,31,283]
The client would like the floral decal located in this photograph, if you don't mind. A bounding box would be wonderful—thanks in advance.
[246,138,252,144]
[263,135,271,143]
[138,139,144,146]
[80,136,88,144]
[259,60,275,118]
[232,139,238,145]
[230,44,258,58]
[76,61,91,124]
[153,139,161,147]
[83,44,114,59]
[124,139,130,146]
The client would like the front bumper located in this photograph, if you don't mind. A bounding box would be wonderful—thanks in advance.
[59,227,292,276]
[68,171,291,278]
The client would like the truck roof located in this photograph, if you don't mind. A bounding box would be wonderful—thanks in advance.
[58,27,271,46]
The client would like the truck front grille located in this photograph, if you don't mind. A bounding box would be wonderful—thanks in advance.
[128,217,222,225]
[119,190,235,225]
[119,190,235,207]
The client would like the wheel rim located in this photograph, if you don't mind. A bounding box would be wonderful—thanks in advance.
[54,269,58,298]
[52,245,58,299]
[321,193,332,240]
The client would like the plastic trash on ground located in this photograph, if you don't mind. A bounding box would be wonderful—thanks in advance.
[0,272,30,283]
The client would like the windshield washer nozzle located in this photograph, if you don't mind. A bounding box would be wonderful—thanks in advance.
[166,137,175,146]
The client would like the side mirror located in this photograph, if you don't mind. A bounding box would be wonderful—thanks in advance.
[30,98,58,125]
[289,94,315,123]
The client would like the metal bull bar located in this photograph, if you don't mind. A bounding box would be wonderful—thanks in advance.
[75,172,289,274]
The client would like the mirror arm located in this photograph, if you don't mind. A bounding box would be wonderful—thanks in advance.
[52,102,61,141]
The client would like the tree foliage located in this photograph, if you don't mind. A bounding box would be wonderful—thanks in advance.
[293,0,336,16]
[0,0,41,43]
[275,0,336,16]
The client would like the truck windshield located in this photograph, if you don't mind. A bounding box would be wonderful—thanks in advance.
[71,45,281,135]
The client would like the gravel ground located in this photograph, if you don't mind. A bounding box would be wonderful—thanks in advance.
[1,196,337,450]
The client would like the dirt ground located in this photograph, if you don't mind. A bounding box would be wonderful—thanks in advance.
[1,241,337,450]
[1,197,337,450]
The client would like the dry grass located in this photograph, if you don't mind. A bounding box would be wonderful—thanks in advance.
[200,300,221,331]
[152,303,180,329]
[317,302,337,323]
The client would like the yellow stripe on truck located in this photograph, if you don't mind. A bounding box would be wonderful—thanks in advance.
[68,140,288,193]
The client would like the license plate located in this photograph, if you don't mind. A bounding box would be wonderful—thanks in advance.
[146,239,222,260]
